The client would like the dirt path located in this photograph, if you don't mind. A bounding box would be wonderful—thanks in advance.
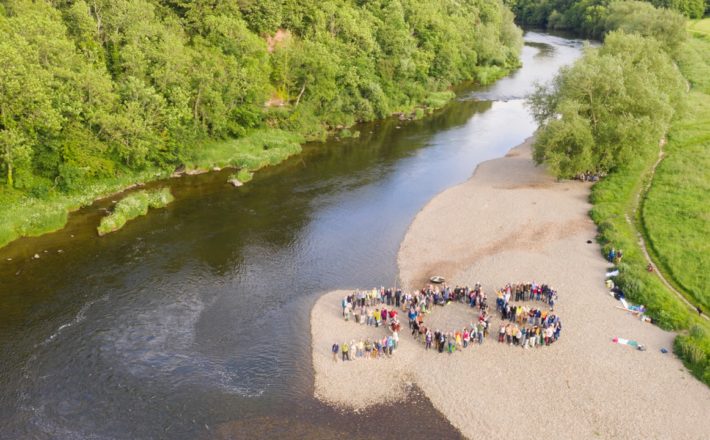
[626,141,708,321]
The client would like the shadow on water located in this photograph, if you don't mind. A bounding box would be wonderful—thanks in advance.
[0,32,584,439]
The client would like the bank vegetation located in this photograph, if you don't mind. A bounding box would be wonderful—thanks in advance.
[0,0,522,247]
[527,0,710,385]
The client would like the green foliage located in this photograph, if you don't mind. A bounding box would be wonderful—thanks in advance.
[0,0,523,246]
[687,18,710,38]
[97,188,174,236]
[530,30,685,177]
[605,1,688,50]
[642,38,710,310]
[423,91,457,109]
[520,0,710,386]
[188,129,303,170]
[650,0,706,19]
[236,169,254,184]
[675,326,710,386]
[584,31,710,386]
[509,0,699,37]
[590,150,692,331]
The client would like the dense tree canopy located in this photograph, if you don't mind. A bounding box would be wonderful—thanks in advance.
[528,3,687,177]
[0,0,522,194]
[507,0,707,35]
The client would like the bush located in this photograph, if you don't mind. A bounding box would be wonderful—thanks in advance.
[188,129,303,171]
[97,188,174,236]
[236,169,254,183]
[674,331,710,386]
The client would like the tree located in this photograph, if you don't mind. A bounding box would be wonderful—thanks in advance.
[0,0,524,194]
[605,1,687,50]
[0,129,30,187]
[530,31,686,177]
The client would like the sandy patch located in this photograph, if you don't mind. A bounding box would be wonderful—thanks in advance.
[311,137,710,439]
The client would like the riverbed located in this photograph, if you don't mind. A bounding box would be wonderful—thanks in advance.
[0,32,584,439]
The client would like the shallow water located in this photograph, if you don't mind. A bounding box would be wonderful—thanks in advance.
[0,32,583,439]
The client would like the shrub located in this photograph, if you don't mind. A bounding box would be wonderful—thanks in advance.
[97,188,173,236]
[236,169,254,183]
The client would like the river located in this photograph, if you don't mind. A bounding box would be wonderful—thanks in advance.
[0,32,583,439]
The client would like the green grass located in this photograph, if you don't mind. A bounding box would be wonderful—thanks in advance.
[590,35,710,386]
[423,91,456,109]
[0,168,167,248]
[687,18,710,37]
[0,128,303,247]
[187,129,304,171]
[590,131,710,386]
[642,90,710,310]
[475,65,512,86]
[590,147,693,329]
[235,169,254,184]
[97,188,174,236]
[645,36,710,309]
[676,325,710,384]
[642,36,710,385]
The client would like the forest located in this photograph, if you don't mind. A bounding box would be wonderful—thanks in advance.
[0,0,523,246]
[0,0,521,192]
[509,0,709,35]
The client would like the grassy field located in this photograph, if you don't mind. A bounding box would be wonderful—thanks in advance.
[591,34,710,385]
[643,36,710,310]
[643,96,710,309]
[643,35,710,384]
[590,144,693,330]
[687,18,710,37]
[97,188,174,236]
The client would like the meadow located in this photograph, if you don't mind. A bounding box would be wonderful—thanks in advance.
[591,34,710,385]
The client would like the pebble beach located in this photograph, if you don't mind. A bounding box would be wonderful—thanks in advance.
[311,137,710,439]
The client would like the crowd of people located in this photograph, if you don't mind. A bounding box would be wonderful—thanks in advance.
[495,282,558,310]
[331,335,399,361]
[497,315,562,348]
[331,281,562,360]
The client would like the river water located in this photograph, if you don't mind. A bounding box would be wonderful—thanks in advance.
[0,32,583,439]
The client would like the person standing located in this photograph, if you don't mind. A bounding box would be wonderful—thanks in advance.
[332,343,339,361]
[341,342,349,361]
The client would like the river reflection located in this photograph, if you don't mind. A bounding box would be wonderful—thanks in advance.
[0,32,584,439]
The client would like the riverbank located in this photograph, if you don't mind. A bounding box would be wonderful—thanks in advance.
[589,34,710,385]
[0,88,490,251]
[311,137,710,439]
[0,0,526,252]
